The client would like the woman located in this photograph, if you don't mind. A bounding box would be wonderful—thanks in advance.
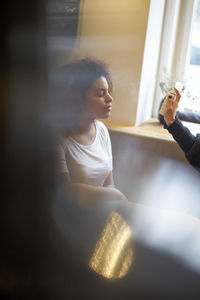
[163,88,200,173]
[56,58,128,210]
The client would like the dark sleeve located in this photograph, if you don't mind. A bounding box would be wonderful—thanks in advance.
[164,118,200,170]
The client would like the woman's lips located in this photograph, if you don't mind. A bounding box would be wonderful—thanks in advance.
[104,105,112,111]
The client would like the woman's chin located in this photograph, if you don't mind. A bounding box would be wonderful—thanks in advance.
[103,111,111,119]
[96,111,111,120]
[101,115,110,120]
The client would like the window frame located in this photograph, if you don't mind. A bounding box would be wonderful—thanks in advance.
[136,0,196,125]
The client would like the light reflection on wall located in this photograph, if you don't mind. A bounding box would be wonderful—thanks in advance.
[89,211,133,279]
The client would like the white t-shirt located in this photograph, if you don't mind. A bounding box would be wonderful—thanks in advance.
[57,120,113,186]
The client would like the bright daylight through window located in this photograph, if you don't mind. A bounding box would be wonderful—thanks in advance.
[182,0,200,113]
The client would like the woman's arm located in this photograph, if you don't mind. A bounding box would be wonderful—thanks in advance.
[60,172,129,210]
[163,89,200,170]
[103,171,114,187]
[164,118,196,153]
[163,88,196,152]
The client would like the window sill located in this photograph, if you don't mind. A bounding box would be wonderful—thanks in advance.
[103,118,174,142]
[104,118,200,142]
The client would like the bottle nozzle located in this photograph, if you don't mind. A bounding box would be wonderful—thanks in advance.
[175,82,183,92]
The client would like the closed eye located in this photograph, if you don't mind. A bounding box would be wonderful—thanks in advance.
[96,89,106,97]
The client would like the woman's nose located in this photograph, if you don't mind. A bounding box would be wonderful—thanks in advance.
[106,93,113,103]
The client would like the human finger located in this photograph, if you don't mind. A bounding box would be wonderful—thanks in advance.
[174,87,181,98]
[174,88,181,103]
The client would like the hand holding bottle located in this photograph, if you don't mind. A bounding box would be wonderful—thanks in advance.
[164,88,181,126]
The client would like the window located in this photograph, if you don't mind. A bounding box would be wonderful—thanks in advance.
[183,0,200,113]
[153,0,200,118]
[137,0,200,125]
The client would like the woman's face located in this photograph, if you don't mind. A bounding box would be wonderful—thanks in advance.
[84,76,113,120]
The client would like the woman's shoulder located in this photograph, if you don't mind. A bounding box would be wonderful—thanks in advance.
[95,120,110,143]
[56,132,72,151]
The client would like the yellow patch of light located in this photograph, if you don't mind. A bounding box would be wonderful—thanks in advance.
[89,211,133,279]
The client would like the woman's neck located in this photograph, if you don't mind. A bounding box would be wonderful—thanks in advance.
[70,119,96,145]
[73,118,95,134]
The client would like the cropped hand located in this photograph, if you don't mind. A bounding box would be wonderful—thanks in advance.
[164,88,181,126]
